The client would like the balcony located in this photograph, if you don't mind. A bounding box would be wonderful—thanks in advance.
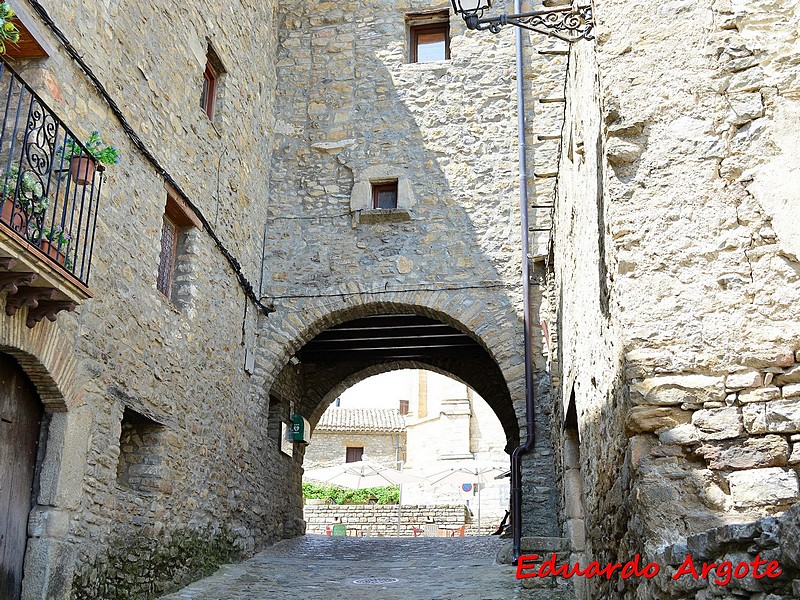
[0,57,102,327]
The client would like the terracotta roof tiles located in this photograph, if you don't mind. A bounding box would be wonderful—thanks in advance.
[316,408,406,433]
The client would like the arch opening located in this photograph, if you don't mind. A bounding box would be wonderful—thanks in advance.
[302,369,511,537]
[265,302,525,540]
[282,307,521,451]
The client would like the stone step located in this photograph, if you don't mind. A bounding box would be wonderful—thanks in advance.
[496,536,571,564]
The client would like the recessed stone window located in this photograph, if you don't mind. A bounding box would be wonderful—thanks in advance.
[350,165,415,222]
[157,186,200,308]
[117,407,167,494]
[408,12,450,63]
[200,45,226,120]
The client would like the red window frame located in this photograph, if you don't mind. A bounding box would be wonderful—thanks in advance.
[201,62,217,119]
[410,21,450,63]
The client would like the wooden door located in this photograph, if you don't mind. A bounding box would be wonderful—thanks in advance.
[0,354,43,600]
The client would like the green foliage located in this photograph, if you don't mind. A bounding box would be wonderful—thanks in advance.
[0,3,20,55]
[71,526,240,600]
[302,481,399,505]
[2,166,49,215]
[42,225,70,248]
[60,131,121,166]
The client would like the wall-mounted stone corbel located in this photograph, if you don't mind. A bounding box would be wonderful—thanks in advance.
[0,271,37,293]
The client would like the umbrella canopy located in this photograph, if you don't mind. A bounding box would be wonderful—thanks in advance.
[304,459,425,489]
[424,461,509,486]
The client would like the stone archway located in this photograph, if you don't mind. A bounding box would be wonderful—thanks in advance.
[258,291,527,433]
[0,313,88,600]
[261,297,524,453]
[256,290,562,539]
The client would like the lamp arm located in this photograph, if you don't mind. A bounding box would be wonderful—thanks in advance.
[458,4,595,43]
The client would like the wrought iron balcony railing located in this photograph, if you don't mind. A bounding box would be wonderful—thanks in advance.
[0,56,101,287]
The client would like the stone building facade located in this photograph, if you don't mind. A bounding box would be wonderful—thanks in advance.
[303,407,406,469]
[2,1,288,599]
[548,0,800,597]
[0,0,797,599]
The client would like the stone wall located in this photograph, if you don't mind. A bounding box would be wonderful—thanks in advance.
[303,504,469,537]
[551,0,800,597]
[652,503,800,599]
[1,1,303,598]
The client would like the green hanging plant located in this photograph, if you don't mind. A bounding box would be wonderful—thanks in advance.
[59,131,121,166]
[0,3,20,55]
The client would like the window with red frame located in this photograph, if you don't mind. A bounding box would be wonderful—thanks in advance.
[200,62,217,119]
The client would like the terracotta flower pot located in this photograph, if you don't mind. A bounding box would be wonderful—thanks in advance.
[39,239,66,266]
[1,196,28,233]
[69,156,96,185]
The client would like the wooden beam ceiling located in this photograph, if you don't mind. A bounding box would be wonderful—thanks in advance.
[297,314,485,363]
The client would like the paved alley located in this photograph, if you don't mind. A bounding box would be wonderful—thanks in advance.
[159,535,575,600]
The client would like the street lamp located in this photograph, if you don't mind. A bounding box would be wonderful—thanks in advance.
[450,0,594,43]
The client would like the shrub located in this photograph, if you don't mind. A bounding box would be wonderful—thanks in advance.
[302,482,399,505]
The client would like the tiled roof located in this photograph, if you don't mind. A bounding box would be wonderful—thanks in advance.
[316,408,406,433]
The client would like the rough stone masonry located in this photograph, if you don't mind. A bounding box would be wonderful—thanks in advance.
[1,0,797,599]
[549,0,800,597]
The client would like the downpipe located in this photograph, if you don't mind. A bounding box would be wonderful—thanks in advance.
[510,0,536,564]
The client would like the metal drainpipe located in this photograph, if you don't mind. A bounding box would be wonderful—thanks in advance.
[510,0,536,564]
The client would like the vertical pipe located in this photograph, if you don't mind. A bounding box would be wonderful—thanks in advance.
[510,0,536,564]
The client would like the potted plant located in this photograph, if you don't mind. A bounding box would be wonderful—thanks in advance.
[0,3,20,54]
[59,131,120,185]
[1,166,50,233]
[39,225,70,267]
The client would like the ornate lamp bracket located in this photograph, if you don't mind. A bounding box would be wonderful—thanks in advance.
[454,1,595,44]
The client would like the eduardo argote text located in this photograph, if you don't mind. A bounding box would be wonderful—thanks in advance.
[517,553,783,586]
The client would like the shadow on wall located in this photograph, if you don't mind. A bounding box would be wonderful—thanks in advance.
[258,0,560,544]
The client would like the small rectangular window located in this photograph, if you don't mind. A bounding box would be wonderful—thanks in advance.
[200,62,217,119]
[156,215,178,297]
[157,188,201,305]
[201,45,226,121]
[409,14,450,63]
[346,446,364,463]
[399,400,409,415]
[372,182,398,209]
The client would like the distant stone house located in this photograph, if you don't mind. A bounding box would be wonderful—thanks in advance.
[304,408,406,470]
[303,371,509,528]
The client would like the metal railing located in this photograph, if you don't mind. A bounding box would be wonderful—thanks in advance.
[0,57,101,286]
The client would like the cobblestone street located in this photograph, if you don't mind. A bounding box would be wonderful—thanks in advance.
[159,535,574,600]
